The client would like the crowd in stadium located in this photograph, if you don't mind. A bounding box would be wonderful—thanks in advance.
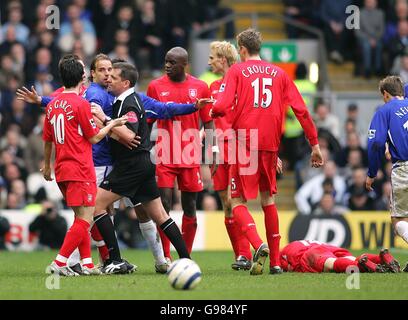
[0,0,393,222]
[284,0,408,79]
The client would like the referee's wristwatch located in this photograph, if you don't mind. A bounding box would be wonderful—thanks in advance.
[103,116,112,125]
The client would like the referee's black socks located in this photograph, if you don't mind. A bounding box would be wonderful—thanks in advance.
[94,213,122,262]
[160,218,190,259]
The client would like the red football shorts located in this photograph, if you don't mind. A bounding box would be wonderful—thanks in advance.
[156,164,203,192]
[58,181,97,207]
[300,245,353,273]
[213,141,232,191]
[230,150,278,201]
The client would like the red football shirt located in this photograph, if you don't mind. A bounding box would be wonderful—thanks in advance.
[210,78,234,141]
[50,85,87,97]
[279,240,322,272]
[147,74,211,168]
[212,60,318,151]
[43,92,99,182]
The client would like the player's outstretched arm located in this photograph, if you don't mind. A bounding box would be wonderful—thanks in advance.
[141,94,211,119]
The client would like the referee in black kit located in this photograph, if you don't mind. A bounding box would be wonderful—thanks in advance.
[94,62,191,271]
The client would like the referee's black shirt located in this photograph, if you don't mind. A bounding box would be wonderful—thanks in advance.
[110,88,151,161]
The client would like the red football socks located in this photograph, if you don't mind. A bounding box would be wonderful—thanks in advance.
[333,258,357,273]
[225,216,252,259]
[232,205,263,250]
[158,226,172,260]
[182,215,197,254]
[79,225,94,269]
[90,224,110,262]
[263,204,281,266]
[225,217,240,258]
[55,218,90,267]
[365,253,381,264]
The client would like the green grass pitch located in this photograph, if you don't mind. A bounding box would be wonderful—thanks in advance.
[1,249,408,300]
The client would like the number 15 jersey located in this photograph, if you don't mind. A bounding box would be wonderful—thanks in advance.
[212,60,318,151]
[43,92,99,182]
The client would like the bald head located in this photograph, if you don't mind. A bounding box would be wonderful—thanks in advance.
[167,47,188,63]
[165,47,189,82]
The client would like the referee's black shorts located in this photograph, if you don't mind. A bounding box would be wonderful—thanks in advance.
[99,151,160,204]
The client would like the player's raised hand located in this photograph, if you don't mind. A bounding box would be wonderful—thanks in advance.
[90,103,106,121]
[16,86,42,105]
[40,166,53,181]
[195,98,215,110]
[310,144,324,168]
[112,115,128,127]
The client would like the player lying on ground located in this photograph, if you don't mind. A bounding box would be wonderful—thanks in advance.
[280,240,401,273]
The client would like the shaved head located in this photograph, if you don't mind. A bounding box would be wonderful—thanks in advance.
[164,47,189,82]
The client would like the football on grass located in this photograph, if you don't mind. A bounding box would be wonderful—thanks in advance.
[167,258,202,290]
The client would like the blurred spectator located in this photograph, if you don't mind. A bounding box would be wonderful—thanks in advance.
[202,193,218,211]
[320,0,352,64]
[295,160,347,214]
[335,131,368,168]
[24,114,45,174]
[0,177,7,209]
[348,186,376,210]
[283,0,321,38]
[31,65,58,98]
[295,146,330,189]
[31,30,61,71]
[281,62,316,170]
[200,0,235,39]
[60,3,96,38]
[0,212,10,250]
[103,5,138,59]
[91,0,117,46]
[6,191,24,209]
[374,180,391,211]
[394,48,408,82]
[1,1,30,46]
[58,19,96,61]
[29,200,67,249]
[10,179,27,207]
[9,42,26,77]
[25,47,58,84]
[311,192,348,215]
[135,0,165,76]
[0,97,36,136]
[0,25,19,58]
[355,0,385,78]
[313,102,340,139]
[383,0,408,47]
[388,19,408,73]
[108,44,136,66]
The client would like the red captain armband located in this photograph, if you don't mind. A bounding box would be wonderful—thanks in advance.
[126,111,138,123]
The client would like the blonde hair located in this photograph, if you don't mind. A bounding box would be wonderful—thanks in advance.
[210,41,238,67]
